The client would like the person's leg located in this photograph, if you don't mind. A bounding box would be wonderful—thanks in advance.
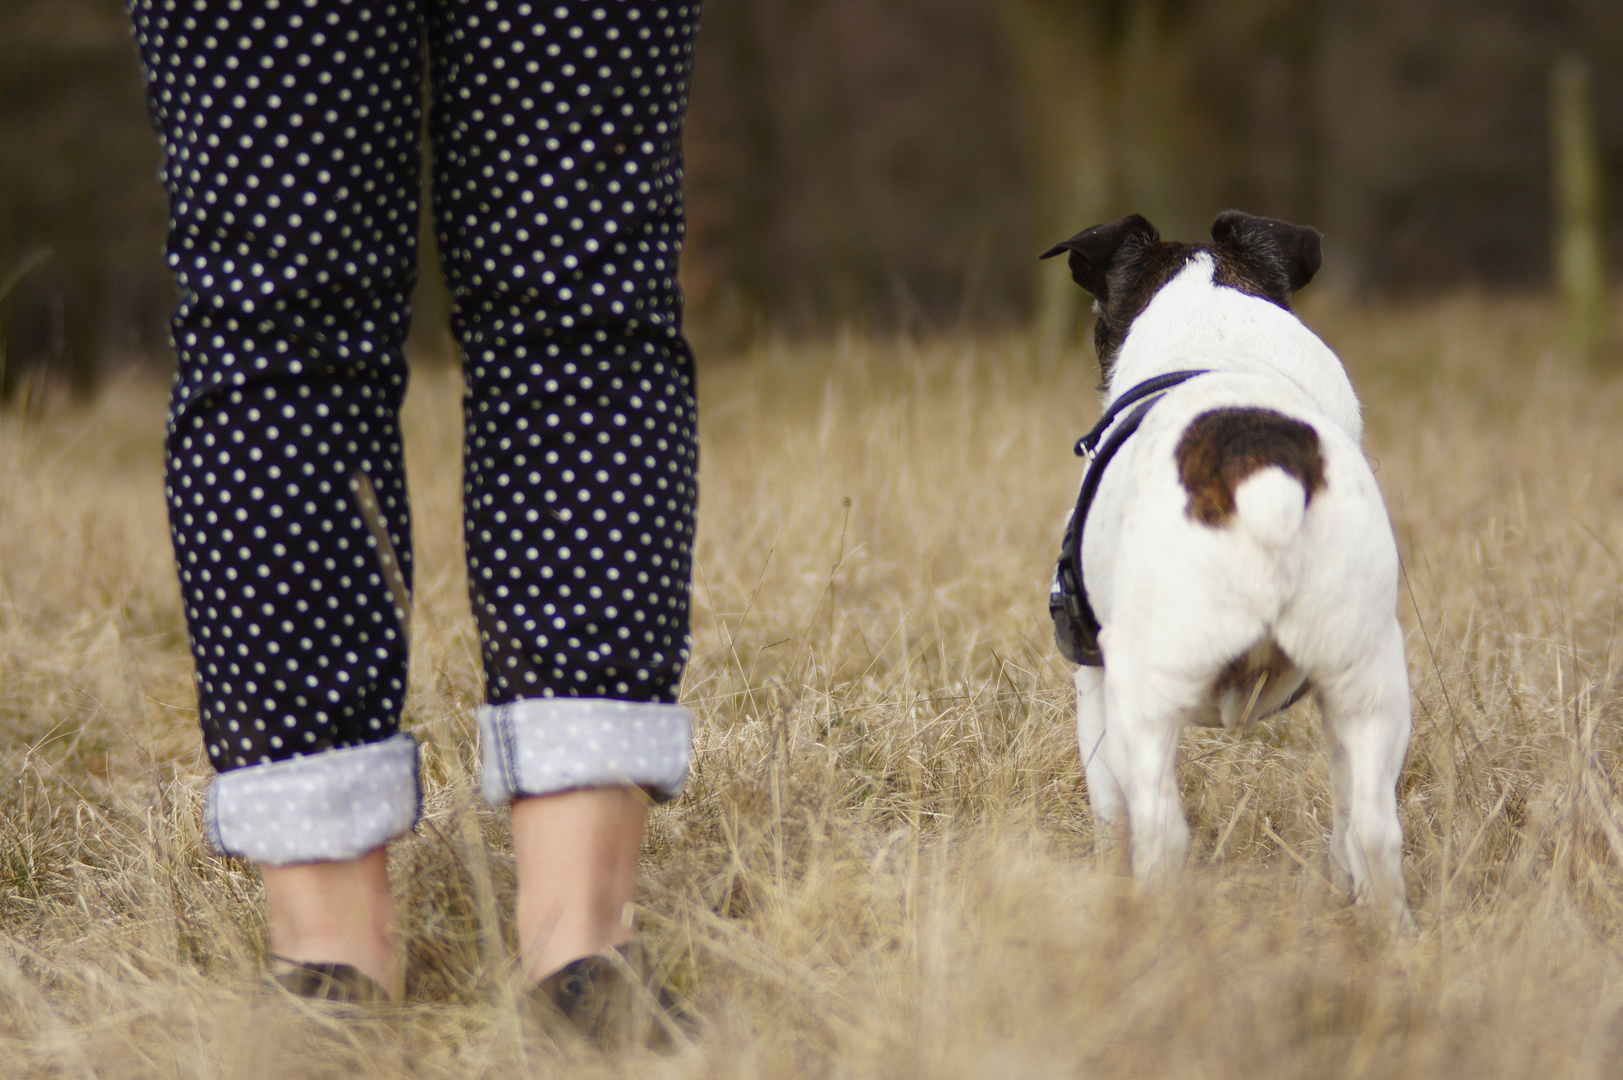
[426,0,703,981]
[126,0,426,996]
[261,848,403,999]
[511,787,647,981]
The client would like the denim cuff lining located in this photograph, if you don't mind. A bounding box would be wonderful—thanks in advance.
[205,733,421,865]
[476,698,691,806]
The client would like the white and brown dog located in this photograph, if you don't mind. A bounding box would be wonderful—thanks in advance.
[1043,211,1410,919]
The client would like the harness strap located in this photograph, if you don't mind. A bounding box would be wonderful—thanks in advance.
[1050,369,1209,666]
[1075,369,1214,460]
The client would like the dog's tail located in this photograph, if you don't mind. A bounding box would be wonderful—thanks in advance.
[1233,467,1309,548]
[1175,407,1325,549]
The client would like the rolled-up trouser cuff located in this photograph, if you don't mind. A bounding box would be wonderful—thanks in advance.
[204,733,421,865]
[477,698,691,806]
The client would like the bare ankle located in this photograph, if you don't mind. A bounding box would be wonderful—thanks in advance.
[511,788,648,982]
[261,846,402,999]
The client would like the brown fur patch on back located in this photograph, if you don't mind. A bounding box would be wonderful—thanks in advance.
[1175,408,1325,527]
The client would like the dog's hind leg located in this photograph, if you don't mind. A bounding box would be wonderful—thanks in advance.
[1315,618,1412,923]
[1102,659,1190,880]
[1075,666,1125,846]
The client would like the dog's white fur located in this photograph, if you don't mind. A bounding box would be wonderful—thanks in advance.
[1075,252,1411,918]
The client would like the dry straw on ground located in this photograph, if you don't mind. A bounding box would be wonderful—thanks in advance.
[4,297,1623,1076]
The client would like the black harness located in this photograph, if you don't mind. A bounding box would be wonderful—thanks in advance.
[1049,370,1210,666]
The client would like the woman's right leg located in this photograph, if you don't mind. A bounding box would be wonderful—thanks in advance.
[126,0,427,997]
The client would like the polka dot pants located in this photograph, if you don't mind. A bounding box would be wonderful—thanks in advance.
[128,0,700,862]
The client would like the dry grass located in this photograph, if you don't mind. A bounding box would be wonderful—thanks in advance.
[6,297,1623,1076]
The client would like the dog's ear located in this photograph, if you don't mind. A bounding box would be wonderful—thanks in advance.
[1041,214,1161,301]
[1210,210,1322,299]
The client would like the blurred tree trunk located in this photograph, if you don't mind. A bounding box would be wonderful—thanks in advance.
[1114,0,1187,238]
[1,0,166,397]
[1003,0,1189,362]
[1308,0,1377,299]
[679,0,779,347]
[1001,0,1114,360]
[65,265,102,394]
[1551,55,1607,362]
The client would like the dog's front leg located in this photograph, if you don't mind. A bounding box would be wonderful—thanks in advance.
[1318,619,1412,924]
[1075,666,1125,848]
[1103,662,1190,880]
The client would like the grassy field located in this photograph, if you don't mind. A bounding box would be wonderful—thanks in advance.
[5,297,1623,1076]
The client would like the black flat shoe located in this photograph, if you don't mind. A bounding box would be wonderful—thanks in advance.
[530,942,684,1050]
[272,959,391,1005]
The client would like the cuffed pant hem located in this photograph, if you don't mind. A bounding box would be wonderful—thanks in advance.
[204,733,421,865]
[476,698,691,806]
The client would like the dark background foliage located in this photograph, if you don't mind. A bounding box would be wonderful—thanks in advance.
[3,0,1623,386]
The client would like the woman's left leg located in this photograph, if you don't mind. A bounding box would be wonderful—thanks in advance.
[510,787,647,980]
[425,0,704,983]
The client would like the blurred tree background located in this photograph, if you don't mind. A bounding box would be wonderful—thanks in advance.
[3,0,1623,390]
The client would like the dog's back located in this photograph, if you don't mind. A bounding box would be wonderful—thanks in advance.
[1068,240,1392,729]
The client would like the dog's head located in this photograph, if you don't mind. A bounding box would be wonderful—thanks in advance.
[1041,211,1322,379]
